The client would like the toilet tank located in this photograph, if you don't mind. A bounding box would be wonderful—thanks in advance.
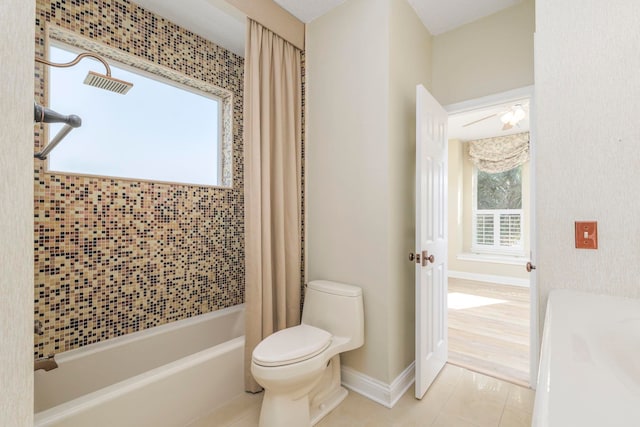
[302,280,364,349]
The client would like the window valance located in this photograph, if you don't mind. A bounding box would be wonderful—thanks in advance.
[468,132,530,173]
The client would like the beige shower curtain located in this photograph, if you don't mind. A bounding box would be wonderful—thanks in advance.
[243,19,302,393]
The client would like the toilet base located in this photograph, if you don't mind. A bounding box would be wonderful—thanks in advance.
[258,391,312,427]
[257,386,348,427]
[256,355,348,427]
[310,386,348,426]
[309,355,347,425]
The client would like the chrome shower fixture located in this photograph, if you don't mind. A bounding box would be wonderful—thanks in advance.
[36,51,133,95]
[34,103,82,160]
[33,50,132,160]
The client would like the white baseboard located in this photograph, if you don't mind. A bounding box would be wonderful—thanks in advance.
[341,362,415,408]
[448,270,529,288]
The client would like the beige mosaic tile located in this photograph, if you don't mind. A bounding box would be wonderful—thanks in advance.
[34,0,245,358]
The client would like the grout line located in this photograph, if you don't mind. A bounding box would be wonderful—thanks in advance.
[430,366,472,427]
[496,385,512,427]
[446,359,530,388]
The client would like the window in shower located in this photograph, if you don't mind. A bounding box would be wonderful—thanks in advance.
[46,40,232,187]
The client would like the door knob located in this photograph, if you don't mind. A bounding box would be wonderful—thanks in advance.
[411,251,435,265]
[420,250,435,266]
[526,262,536,273]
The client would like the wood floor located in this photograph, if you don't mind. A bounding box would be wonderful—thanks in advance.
[447,278,530,386]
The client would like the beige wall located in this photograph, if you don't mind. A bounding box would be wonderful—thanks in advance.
[448,139,530,279]
[432,0,535,106]
[448,139,465,270]
[306,0,432,383]
[535,0,640,326]
[0,0,35,425]
[387,0,433,381]
[307,0,391,382]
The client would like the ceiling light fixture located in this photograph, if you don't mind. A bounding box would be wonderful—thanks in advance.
[500,104,526,130]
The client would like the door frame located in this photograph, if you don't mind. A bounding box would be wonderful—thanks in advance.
[443,85,539,388]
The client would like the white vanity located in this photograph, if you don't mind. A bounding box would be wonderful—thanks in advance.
[533,289,640,426]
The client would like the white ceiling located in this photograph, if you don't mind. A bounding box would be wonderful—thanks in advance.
[133,0,525,58]
[448,98,530,141]
[275,0,523,35]
[406,0,523,35]
[273,0,348,24]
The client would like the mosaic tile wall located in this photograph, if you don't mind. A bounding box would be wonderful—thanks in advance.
[34,0,245,358]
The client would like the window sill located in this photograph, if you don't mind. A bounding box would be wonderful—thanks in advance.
[456,252,527,266]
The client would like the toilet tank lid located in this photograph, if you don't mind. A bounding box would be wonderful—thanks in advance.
[307,280,362,297]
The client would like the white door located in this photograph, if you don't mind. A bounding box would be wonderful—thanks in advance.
[415,84,448,399]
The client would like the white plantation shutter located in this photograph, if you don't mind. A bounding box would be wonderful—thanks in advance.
[499,213,522,247]
[473,209,523,253]
[475,214,494,245]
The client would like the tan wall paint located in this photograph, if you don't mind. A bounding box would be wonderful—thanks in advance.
[307,0,391,382]
[226,0,305,49]
[0,0,35,425]
[448,139,465,270]
[387,0,432,381]
[432,0,535,105]
[307,0,432,383]
[447,141,529,279]
[535,0,640,328]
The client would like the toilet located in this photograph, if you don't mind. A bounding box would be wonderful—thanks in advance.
[251,280,364,427]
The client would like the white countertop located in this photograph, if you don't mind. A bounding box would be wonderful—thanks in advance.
[533,289,640,427]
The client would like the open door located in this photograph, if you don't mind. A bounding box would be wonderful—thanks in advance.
[415,84,448,399]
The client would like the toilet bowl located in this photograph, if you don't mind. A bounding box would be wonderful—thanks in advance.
[251,280,364,427]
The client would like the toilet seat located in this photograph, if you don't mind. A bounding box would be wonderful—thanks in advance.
[253,324,332,367]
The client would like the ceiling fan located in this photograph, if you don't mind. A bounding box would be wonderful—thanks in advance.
[462,103,528,131]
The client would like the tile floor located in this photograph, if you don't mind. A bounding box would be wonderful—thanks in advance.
[188,364,534,427]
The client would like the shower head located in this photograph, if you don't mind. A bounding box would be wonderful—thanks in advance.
[84,71,132,95]
[36,51,133,95]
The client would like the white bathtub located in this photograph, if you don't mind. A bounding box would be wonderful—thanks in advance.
[35,304,245,427]
[532,290,640,427]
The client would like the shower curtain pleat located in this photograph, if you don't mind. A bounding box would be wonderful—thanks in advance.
[243,18,302,393]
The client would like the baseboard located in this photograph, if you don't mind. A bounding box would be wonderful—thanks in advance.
[448,270,529,288]
[340,362,415,408]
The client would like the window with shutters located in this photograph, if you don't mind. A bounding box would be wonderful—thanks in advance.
[472,166,523,255]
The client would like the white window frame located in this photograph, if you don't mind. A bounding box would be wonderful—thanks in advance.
[471,166,524,256]
[45,25,234,188]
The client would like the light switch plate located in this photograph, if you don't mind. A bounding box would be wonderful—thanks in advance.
[575,221,598,249]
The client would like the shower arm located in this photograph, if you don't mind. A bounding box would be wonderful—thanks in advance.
[32,52,127,160]
[34,103,82,160]
[36,52,112,77]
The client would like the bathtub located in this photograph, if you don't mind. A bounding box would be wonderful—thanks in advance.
[35,304,245,427]
[532,290,640,427]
